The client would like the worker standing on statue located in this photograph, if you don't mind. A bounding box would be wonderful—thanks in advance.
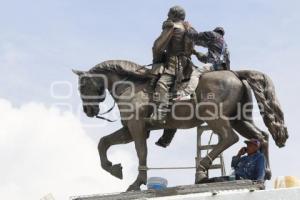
[174,24,231,100]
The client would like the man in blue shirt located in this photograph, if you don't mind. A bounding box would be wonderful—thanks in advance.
[231,139,266,181]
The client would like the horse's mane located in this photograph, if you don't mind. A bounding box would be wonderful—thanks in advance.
[89,60,150,79]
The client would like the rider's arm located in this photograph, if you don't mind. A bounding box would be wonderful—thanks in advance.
[152,20,174,63]
[186,26,198,39]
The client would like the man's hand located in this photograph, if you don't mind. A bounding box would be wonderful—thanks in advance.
[183,21,192,30]
[162,20,174,29]
[237,147,247,157]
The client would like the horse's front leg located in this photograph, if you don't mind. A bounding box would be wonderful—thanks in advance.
[98,126,133,179]
[127,121,148,191]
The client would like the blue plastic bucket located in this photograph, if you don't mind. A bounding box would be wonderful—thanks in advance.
[147,177,168,190]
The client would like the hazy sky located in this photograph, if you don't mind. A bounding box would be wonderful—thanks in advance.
[1,0,300,199]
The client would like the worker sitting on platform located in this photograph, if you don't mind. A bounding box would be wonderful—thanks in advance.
[231,139,266,181]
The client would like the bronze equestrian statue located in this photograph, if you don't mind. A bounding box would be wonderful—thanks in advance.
[72,60,288,191]
[72,6,288,192]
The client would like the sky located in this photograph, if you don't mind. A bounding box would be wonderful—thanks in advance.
[0,0,300,199]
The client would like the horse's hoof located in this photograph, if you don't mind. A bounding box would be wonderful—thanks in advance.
[126,184,141,192]
[196,177,209,184]
[265,169,272,180]
[110,164,123,179]
[195,171,208,184]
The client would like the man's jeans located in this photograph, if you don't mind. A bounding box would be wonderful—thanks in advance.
[177,64,213,96]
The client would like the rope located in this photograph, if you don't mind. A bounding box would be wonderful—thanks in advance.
[206,131,214,155]
[139,166,196,171]
[137,129,226,175]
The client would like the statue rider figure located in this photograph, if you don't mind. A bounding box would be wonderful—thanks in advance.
[146,6,195,125]
[156,26,232,147]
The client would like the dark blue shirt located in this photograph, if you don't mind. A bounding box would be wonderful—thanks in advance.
[231,152,266,181]
[186,28,230,70]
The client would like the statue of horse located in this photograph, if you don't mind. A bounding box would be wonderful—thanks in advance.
[73,60,288,191]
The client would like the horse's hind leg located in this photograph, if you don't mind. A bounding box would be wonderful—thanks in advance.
[98,126,133,179]
[231,120,271,180]
[196,119,239,183]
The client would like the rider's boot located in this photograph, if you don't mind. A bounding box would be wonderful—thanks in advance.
[145,106,168,126]
[156,129,176,148]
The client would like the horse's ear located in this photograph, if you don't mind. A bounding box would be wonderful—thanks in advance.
[72,69,85,76]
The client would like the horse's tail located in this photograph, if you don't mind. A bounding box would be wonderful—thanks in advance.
[236,70,288,148]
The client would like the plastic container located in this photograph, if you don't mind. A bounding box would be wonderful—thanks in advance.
[274,176,300,189]
[228,167,236,181]
[147,177,168,190]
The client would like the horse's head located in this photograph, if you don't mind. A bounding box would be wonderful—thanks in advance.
[73,69,106,118]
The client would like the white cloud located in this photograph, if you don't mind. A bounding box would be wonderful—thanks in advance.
[0,98,135,200]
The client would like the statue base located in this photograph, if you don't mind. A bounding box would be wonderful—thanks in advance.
[71,180,264,200]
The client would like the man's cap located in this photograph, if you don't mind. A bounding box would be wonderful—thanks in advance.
[213,27,225,36]
[244,139,261,147]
